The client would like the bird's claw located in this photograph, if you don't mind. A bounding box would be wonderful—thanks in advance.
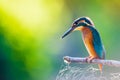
[86,56,98,63]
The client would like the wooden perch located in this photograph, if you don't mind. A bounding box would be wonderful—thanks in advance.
[63,56,120,67]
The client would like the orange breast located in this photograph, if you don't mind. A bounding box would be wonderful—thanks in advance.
[81,27,98,58]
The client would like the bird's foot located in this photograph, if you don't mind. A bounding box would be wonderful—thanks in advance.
[86,56,98,63]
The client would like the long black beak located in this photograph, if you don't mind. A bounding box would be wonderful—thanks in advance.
[62,27,75,39]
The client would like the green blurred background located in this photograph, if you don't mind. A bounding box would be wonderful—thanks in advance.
[0,0,120,80]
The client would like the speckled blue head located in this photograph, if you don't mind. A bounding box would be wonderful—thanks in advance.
[74,17,94,26]
[62,17,94,38]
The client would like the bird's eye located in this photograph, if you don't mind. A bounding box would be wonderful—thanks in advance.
[72,23,77,27]
[75,22,78,25]
[73,23,76,26]
[73,22,77,26]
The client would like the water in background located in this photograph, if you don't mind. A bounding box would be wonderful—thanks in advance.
[56,63,120,80]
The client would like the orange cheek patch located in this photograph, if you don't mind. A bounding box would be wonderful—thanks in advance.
[74,26,84,31]
[80,20,85,23]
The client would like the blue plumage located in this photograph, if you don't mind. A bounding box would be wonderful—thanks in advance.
[88,26,105,59]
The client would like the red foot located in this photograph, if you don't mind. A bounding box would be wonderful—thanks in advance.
[86,56,98,63]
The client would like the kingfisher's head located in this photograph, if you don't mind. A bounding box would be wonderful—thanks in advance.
[62,17,94,38]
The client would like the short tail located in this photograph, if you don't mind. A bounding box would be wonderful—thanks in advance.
[98,64,103,73]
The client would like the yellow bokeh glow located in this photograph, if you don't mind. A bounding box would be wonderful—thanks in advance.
[0,0,65,40]
[0,0,43,28]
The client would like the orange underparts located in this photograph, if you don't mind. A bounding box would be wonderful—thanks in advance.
[81,27,98,58]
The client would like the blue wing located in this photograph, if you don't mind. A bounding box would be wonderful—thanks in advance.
[90,27,105,59]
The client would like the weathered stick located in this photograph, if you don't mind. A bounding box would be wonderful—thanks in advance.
[63,56,120,67]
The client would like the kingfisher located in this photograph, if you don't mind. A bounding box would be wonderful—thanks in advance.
[62,17,105,72]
